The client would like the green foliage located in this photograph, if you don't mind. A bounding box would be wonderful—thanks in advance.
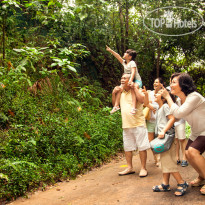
[185,122,191,139]
[1,0,205,92]
[0,0,204,201]
[0,75,122,200]
[51,57,77,74]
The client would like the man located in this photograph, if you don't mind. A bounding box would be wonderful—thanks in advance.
[112,73,150,177]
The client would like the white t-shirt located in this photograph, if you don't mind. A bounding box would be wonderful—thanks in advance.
[155,103,171,134]
[122,60,141,81]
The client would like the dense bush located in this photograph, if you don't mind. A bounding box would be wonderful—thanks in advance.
[0,75,122,200]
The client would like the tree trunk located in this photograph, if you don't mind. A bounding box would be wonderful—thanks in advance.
[125,0,129,50]
[156,38,160,78]
[118,1,125,55]
[2,14,6,66]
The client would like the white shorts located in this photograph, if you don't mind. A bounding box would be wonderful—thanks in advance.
[175,123,186,140]
[123,126,150,152]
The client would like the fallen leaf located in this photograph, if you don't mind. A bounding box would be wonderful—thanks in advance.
[8,109,15,117]
[84,132,91,140]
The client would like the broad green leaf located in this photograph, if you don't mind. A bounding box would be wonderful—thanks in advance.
[13,48,26,52]
[30,62,36,72]
[51,63,58,67]
[79,13,88,21]
[0,173,9,181]
[26,78,32,86]
[67,65,77,72]
[28,138,37,146]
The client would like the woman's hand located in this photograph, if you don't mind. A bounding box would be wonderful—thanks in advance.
[141,86,148,96]
[158,130,165,139]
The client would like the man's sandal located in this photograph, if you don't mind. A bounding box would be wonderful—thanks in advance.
[153,184,171,192]
[139,169,148,177]
[200,185,205,195]
[110,106,120,114]
[175,181,189,196]
[190,177,205,187]
[118,168,135,176]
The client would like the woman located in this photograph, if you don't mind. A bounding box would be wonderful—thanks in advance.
[160,72,205,195]
[144,78,164,166]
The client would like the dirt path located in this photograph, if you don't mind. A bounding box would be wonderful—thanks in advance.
[8,150,205,205]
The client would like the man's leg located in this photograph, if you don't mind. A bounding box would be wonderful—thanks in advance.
[138,150,148,177]
[125,151,133,169]
[139,150,147,170]
[118,151,135,175]
[118,129,135,176]
[136,126,150,177]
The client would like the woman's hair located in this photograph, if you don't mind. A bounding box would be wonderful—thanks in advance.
[155,77,165,87]
[126,49,137,61]
[171,72,196,96]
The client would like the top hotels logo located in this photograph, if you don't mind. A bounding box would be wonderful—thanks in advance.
[143,6,204,36]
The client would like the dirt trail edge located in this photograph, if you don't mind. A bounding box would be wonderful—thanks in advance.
[9,150,205,205]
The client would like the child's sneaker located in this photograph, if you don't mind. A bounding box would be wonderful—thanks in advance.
[110,106,120,114]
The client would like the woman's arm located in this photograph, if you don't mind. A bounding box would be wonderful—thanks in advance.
[106,45,123,64]
[171,93,204,119]
[141,88,156,112]
[161,89,204,119]
[142,88,149,106]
